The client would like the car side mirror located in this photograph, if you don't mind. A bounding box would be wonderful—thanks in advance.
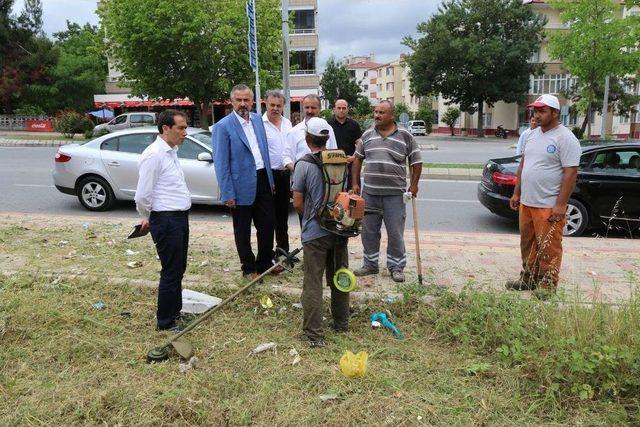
[197,152,213,162]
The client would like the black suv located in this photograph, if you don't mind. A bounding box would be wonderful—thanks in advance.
[477,142,640,237]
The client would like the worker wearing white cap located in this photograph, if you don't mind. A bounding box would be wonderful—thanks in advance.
[505,94,582,299]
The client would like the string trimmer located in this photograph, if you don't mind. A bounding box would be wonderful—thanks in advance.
[146,247,302,363]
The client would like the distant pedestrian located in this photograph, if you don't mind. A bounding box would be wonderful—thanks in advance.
[328,99,362,190]
[262,90,293,255]
[283,94,337,172]
[213,84,281,279]
[506,94,581,299]
[134,109,191,332]
[515,116,538,155]
[351,100,423,283]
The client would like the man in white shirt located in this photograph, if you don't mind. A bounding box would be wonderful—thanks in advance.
[262,90,293,254]
[283,94,337,172]
[515,116,538,155]
[135,109,191,332]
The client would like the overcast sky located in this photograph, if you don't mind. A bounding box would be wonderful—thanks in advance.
[12,0,440,68]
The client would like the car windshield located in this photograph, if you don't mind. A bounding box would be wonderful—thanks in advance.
[412,121,425,126]
[189,131,212,147]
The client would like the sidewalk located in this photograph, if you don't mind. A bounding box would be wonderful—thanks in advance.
[1,212,637,304]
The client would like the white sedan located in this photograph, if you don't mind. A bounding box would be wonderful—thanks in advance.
[53,127,220,211]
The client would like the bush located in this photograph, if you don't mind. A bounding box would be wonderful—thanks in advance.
[14,105,46,117]
[54,110,94,138]
[426,288,640,402]
[319,109,333,120]
[415,101,435,134]
[442,107,461,136]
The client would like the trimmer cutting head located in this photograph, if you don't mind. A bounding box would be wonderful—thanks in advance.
[146,347,170,363]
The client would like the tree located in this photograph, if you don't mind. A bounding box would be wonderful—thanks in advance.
[98,0,282,128]
[353,96,372,118]
[0,0,57,114]
[403,0,546,137]
[17,21,107,114]
[547,0,640,137]
[394,101,410,120]
[442,107,460,136]
[415,99,435,134]
[319,57,362,107]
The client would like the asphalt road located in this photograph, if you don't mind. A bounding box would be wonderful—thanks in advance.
[415,135,517,164]
[0,146,518,235]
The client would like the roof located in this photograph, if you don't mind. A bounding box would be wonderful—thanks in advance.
[346,61,383,69]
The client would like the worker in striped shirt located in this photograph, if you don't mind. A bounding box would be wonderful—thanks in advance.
[351,100,423,283]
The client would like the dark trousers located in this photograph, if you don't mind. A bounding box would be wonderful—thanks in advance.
[149,210,189,330]
[272,169,291,253]
[302,235,350,341]
[232,169,276,274]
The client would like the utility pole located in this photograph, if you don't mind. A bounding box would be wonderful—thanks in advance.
[281,0,291,120]
[600,75,610,140]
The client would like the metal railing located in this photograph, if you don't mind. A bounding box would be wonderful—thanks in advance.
[291,28,315,34]
[290,69,316,75]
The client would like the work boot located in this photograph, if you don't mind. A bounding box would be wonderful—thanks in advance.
[391,270,405,283]
[353,266,379,277]
[505,278,536,291]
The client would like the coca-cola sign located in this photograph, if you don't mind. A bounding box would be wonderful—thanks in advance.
[24,119,54,132]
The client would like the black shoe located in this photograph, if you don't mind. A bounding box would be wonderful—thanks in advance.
[157,324,182,333]
[353,266,379,277]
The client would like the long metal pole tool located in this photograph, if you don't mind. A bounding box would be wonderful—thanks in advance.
[146,247,302,363]
[411,196,423,286]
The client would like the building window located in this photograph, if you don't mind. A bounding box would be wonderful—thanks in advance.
[349,69,356,78]
[483,112,492,127]
[386,67,394,76]
[292,9,314,33]
[364,71,368,77]
[363,84,368,91]
[529,49,540,63]
[529,74,577,95]
[290,50,315,74]
[386,82,394,91]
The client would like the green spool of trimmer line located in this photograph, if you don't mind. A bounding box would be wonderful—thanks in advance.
[333,268,357,292]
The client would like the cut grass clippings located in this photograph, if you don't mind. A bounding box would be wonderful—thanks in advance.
[1,217,639,425]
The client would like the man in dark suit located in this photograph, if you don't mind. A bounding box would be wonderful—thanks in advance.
[213,84,279,279]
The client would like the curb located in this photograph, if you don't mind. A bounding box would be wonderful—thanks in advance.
[0,138,78,147]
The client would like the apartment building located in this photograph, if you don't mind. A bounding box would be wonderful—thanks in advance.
[343,54,382,103]
[434,1,640,138]
[368,55,428,112]
[289,0,319,97]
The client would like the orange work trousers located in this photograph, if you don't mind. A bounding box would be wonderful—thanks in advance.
[519,204,565,289]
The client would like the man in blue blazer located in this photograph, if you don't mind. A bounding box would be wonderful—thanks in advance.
[214,84,278,278]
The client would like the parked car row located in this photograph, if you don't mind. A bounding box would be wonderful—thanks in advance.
[477,142,640,236]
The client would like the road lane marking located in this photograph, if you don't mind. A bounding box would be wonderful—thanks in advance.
[417,198,477,203]
[14,184,54,188]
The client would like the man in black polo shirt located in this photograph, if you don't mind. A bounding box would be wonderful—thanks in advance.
[328,99,362,190]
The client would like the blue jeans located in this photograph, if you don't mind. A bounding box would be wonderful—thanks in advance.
[149,211,189,329]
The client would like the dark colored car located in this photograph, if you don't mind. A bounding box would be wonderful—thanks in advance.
[477,142,640,237]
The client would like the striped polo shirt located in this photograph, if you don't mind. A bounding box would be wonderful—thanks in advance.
[354,125,422,195]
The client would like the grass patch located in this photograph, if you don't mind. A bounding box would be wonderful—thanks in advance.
[1,218,640,424]
[423,162,484,169]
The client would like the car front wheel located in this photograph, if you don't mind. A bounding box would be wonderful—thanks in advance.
[77,175,115,211]
[563,198,588,237]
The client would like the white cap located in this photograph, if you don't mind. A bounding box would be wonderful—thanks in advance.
[528,94,560,110]
[306,117,331,137]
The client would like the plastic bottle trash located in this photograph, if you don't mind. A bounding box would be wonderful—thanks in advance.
[339,351,368,378]
[82,223,89,230]
[403,191,413,203]
[92,302,106,310]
